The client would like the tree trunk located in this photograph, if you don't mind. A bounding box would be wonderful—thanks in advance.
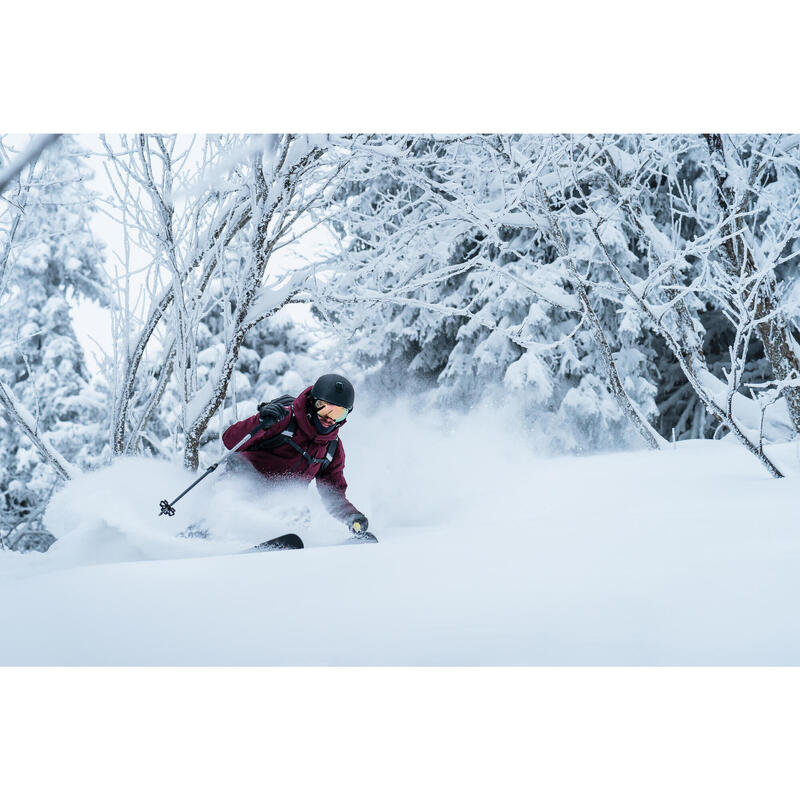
[584,192,785,478]
[182,141,323,471]
[0,380,76,481]
[534,182,667,451]
[703,133,800,434]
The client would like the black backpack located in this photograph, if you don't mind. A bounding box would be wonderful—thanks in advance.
[247,395,339,472]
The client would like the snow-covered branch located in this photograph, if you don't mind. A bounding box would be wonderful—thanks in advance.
[0,379,76,481]
[0,134,60,196]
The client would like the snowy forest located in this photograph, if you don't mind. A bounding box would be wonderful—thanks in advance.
[2,133,800,552]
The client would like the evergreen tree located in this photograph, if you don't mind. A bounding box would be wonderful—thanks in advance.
[0,136,108,549]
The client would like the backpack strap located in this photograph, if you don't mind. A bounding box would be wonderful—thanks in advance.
[247,415,298,452]
[319,438,338,472]
[247,408,339,472]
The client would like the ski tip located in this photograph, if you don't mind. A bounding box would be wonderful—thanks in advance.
[345,531,379,545]
[250,533,304,552]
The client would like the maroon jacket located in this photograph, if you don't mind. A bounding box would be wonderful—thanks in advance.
[221,386,361,523]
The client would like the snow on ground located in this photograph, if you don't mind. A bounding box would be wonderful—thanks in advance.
[1,403,799,665]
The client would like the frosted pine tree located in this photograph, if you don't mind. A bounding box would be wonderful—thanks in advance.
[0,136,108,549]
[323,135,658,452]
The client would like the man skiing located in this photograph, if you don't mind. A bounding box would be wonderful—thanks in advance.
[222,373,371,540]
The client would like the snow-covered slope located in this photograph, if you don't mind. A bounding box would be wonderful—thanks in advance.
[1,405,799,665]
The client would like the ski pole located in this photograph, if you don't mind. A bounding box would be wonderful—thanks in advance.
[158,421,263,517]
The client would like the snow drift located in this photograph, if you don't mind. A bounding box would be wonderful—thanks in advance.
[1,402,800,665]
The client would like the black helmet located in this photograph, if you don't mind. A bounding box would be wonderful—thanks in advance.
[311,373,355,410]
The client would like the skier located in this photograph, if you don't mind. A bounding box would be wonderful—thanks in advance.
[222,373,370,540]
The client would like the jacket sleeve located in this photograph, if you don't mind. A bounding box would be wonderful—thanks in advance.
[221,411,290,451]
[315,440,361,522]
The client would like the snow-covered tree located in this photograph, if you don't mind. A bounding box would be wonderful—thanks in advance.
[541,133,798,476]
[100,134,348,469]
[0,135,108,548]
[321,134,800,475]
[320,134,664,452]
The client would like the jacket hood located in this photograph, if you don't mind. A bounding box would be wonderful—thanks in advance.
[292,386,346,442]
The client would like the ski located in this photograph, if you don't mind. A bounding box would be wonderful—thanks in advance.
[343,531,379,545]
[248,533,304,552]
[243,530,377,553]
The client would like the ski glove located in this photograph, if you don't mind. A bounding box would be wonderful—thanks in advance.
[347,513,369,536]
[257,401,290,428]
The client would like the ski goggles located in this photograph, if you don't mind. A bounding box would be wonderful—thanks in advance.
[314,398,350,422]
